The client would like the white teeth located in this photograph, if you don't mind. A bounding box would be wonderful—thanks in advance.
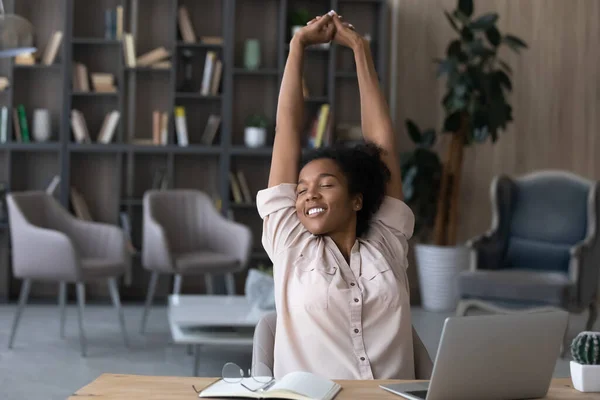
[308,207,325,215]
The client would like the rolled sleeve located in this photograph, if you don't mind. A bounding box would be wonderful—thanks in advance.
[256,184,307,258]
[374,196,415,239]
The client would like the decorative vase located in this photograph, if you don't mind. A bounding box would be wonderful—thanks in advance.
[244,39,261,70]
[32,108,51,142]
[244,126,266,148]
[570,361,600,392]
[414,244,470,311]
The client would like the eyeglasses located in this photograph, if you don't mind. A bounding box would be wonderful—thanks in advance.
[192,362,275,394]
[223,362,274,391]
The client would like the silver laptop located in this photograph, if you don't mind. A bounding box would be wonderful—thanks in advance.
[381,310,569,400]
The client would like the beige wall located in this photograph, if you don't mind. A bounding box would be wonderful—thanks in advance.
[390,0,600,244]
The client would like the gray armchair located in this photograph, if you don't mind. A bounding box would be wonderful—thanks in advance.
[140,189,252,333]
[251,312,434,380]
[6,191,130,356]
[457,171,600,354]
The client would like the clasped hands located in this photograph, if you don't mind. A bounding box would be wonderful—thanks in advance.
[293,10,363,51]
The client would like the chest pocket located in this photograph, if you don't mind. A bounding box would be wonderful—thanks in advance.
[360,257,404,308]
[287,255,337,310]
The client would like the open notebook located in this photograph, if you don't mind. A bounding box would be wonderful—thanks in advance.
[198,371,342,400]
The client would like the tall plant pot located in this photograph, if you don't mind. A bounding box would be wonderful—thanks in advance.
[414,244,470,311]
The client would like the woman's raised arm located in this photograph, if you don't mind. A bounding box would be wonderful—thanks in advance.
[331,15,403,200]
[268,12,336,188]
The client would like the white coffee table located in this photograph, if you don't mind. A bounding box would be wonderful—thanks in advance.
[167,294,271,376]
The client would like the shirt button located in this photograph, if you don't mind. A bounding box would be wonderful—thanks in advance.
[354,298,359,303]
[360,357,366,361]
[354,329,359,333]
[350,282,355,286]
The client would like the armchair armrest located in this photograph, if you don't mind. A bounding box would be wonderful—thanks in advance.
[142,204,173,273]
[208,214,253,270]
[67,218,128,261]
[466,229,506,271]
[570,228,600,307]
[12,223,80,281]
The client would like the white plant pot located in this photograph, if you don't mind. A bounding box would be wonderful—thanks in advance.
[244,127,266,148]
[571,361,600,392]
[414,244,470,312]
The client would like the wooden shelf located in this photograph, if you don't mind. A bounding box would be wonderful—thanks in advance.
[175,93,222,100]
[176,41,223,50]
[233,68,279,76]
[230,146,273,156]
[72,91,119,97]
[3,142,62,151]
[14,64,61,70]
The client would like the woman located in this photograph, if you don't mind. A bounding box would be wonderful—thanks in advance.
[256,10,415,380]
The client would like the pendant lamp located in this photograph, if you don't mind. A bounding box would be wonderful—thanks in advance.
[0,0,35,58]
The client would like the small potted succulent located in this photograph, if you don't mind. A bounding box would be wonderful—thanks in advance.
[288,8,311,40]
[570,331,600,392]
[244,114,268,148]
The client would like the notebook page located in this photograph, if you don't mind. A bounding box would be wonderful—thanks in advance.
[198,378,262,398]
[268,371,338,400]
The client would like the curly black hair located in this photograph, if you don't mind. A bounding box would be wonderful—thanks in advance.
[299,141,391,237]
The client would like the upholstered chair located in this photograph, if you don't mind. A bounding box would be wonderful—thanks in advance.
[6,191,130,356]
[140,189,252,333]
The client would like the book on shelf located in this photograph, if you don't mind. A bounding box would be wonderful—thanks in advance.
[45,175,61,196]
[0,106,7,143]
[16,105,31,143]
[12,109,22,142]
[0,77,9,92]
[229,172,244,204]
[70,187,93,221]
[236,170,253,204]
[201,36,224,46]
[72,62,90,92]
[174,106,189,146]
[123,33,136,68]
[91,73,117,93]
[152,110,169,145]
[151,60,171,69]
[70,109,91,143]
[177,5,197,43]
[197,371,341,400]
[136,46,170,67]
[42,30,63,66]
[201,51,217,96]
[97,111,120,144]
[201,114,221,145]
[152,168,169,190]
[15,53,35,65]
[306,104,333,148]
[105,6,124,40]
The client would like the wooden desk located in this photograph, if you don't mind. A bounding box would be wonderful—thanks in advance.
[68,374,600,399]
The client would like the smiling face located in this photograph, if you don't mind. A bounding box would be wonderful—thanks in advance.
[296,158,362,236]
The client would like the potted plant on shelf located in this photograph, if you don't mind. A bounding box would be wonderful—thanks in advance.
[570,331,600,392]
[403,0,527,311]
[288,8,311,41]
[244,114,268,148]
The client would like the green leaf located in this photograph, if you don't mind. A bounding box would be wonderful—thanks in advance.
[495,70,512,91]
[436,59,455,77]
[498,59,513,75]
[421,129,436,148]
[470,13,499,30]
[485,26,501,47]
[461,27,474,41]
[444,10,461,33]
[503,34,528,53]
[443,111,463,133]
[458,0,474,17]
[447,40,462,58]
[405,119,422,144]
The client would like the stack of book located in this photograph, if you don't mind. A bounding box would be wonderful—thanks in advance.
[306,103,333,148]
[200,51,223,96]
[15,30,63,66]
[91,73,117,93]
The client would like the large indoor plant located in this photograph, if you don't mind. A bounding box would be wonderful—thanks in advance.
[403,0,527,311]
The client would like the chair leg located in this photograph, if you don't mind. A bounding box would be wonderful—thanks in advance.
[173,274,182,295]
[140,271,159,334]
[225,273,236,296]
[59,281,67,339]
[8,279,32,349]
[586,302,598,331]
[204,274,214,295]
[75,282,87,357]
[108,277,129,348]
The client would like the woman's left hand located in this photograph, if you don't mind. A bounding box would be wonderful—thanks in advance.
[330,13,363,50]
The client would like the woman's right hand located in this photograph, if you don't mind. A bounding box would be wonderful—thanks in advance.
[330,13,363,51]
[293,11,336,48]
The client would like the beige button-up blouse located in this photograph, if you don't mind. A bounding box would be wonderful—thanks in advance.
[256,183,416,380]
